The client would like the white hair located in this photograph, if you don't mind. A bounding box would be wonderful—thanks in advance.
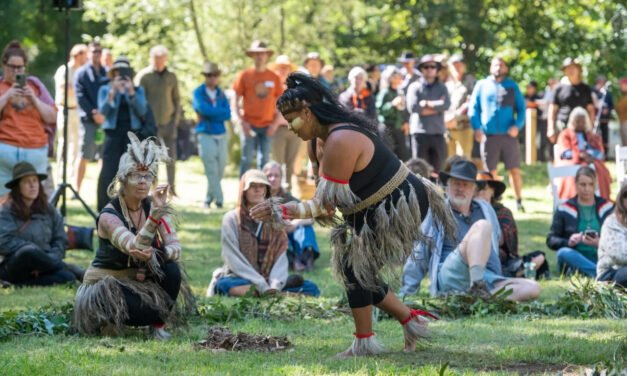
[348,66,367,86]
[567,106,593,131]
[150,45,169,57]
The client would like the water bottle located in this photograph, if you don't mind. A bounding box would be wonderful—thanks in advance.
[523,262,536,279]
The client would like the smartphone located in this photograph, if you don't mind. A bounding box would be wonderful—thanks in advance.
[584,230,598,239]
[15,73,26,88]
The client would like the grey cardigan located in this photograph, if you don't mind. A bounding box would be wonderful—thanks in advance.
[0,203,67,264]
[206,210,288,296]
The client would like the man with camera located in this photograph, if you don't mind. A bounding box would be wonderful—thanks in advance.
[546,166,614,277]
[74,41,108,195]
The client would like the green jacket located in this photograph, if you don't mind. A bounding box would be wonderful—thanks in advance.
[376,89,403,129]
[136,66,181,127]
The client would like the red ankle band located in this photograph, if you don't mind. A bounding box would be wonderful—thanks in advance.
[152,323,165,329]
[401,309,439,325]
[354,332,374,339]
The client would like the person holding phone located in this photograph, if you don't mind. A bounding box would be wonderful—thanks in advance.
[0,41,57,195]
[96,56,147,211]
[546,166,614,277]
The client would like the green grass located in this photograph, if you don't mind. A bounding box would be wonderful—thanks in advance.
[0,159,625,375]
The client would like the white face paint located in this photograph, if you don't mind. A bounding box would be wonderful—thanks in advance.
[288,116,305,132]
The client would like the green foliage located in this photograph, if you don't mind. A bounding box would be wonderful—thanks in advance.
[0,303,73,340]
[551,277,627,319]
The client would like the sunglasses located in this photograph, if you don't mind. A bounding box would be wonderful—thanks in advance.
[421,65,437,70]
[203,73,220,77]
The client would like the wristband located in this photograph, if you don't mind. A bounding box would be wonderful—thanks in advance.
[280,204,289,219]
[147,215,159,225]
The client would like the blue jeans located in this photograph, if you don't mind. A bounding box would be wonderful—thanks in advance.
[239,127,271,177]
[198,133,228,205]
[0,142,48,196]
[557,247,597,278]
[214,276,320,297]
[288,225,320,258]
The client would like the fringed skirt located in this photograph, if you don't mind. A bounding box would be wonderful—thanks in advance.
[330,172,454,292]
[73,263,194,335]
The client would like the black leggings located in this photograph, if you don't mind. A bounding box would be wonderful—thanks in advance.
[0,248,76,286]
[122,261,182,327]
[344,262,389,309]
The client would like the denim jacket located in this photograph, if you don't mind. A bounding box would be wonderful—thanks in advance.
[400,198,502,297]
[97,85,147,131]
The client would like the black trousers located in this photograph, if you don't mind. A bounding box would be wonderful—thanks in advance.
[97,127,131,211]
[598,266,627,288]
[344,261,389,309]
[0,248,75,286]
[122,261,182,326]
[411,133,446,172]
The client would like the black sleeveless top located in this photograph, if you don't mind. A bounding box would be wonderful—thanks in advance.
[92,197,154,270]
[325,125,428,230]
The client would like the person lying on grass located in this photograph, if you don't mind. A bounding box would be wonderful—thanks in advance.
[206,169,320,297]
[73,133,193,340]
[401,159,541,301]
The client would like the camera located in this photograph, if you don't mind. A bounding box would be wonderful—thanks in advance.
[584,230,598,239]
[116,67,133,80]
[15,73,26,88]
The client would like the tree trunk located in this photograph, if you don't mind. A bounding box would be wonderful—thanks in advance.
[189,0,208,61]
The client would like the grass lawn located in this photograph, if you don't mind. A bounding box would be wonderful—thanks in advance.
[0,158,625,375]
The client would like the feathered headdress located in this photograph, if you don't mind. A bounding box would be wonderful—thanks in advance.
[107,132,170,198]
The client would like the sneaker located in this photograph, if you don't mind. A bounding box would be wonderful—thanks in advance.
[153,327,172,340]
[203,200,212,209]
[1,280,11,289]
[216,202,223,209]
[468,280,491,300]
[516,199,525,213]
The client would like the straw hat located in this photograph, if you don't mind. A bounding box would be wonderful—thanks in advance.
[246,40,274,57]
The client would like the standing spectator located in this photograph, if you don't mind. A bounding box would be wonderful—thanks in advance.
[321,64,339,95]
[302,52,329,89]
[269,55,301,192]
[618,78,627,146]
[469,57,526,212]
[101,48,113,72]
[233,40,283,177]
[538,78,559,161]
[339,66,377,120]
[74,41,108,195]
[0,41,57,195]
[192,62,230,209]
[445,54,473,159]
[592,75,614,154]
[547,58,594,143]
[96,57,148,210]
[54,43,88,185]
[597,184,627,287]
[377,66,409,161]
[406,54,450,172]
[0,162,76,286]
[546,166,613,277]
[555,107,612,200]
[364,63,381,98]
[397,51,421,139]
[525,80,545,157]
[136,45,181,194]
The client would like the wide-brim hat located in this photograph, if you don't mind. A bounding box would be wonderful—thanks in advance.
[439,160,482,187]
[201,61,221,75]
[109,56,134,78]
[242,169,271,191]
[561,57,582,71]
[449,54,464,64]
[397,50,416,63]
[418,54,442,70]
[477,171,506,199]
[5,161,47,189]
[246,40,274,57]
[303,52,325,66]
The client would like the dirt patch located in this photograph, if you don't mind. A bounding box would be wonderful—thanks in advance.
[195,326,292,352]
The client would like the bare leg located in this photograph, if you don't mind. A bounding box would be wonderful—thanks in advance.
[509,167,523,200]
[376,291,429,351]
[375,291,410,321]
[492,278,540,301]
[228,285,252,296]
[458,220,492,267]
[76,159,87,193]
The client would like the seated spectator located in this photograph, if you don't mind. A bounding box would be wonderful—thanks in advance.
[597,184,627,287]
[400,159,540,301]
[555,107,612,200]
[263,161,319,271]
[0,41,57,196]
[74,135,193,338]
[405,158,433,180]
[547,166,613,278]
[476,171,548,279]
[207,170,320,297]
[338,67,377,120]
[0,162,76,286]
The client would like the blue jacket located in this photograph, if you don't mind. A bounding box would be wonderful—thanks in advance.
[97,85,147,131]
[400,199,502,297]
[469,76,526,135]
[74,63,108,121]
[192,84,231,135]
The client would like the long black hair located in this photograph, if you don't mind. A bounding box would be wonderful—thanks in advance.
[277,72,378,133]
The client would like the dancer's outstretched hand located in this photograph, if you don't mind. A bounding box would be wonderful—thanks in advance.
[151,183,170,208]
[250,200,274,222]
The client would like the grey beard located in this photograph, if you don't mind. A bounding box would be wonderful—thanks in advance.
[449,196,472,210]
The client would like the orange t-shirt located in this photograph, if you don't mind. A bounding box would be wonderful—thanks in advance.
[232,67,284,127]
[0,81,48,148]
